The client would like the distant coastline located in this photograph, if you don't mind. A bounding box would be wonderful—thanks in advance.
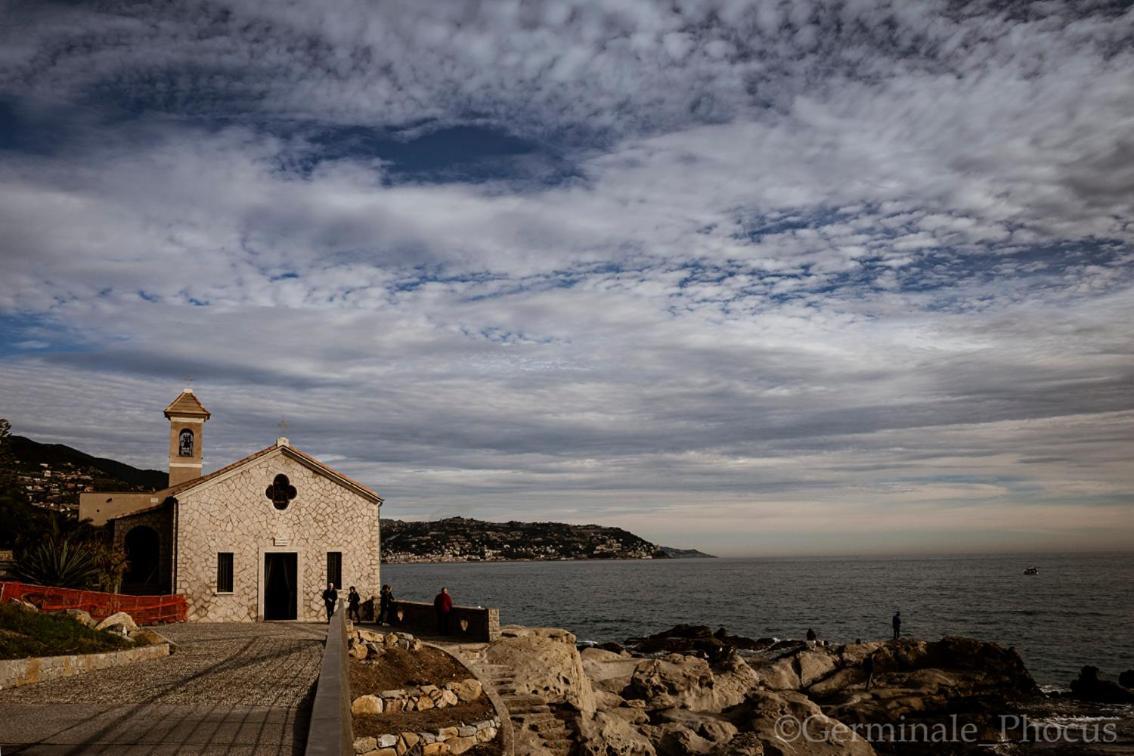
[381,516,715,563]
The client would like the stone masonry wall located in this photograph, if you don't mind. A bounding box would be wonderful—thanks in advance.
[175,450,380,622]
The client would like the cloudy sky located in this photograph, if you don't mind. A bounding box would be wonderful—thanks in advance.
[1,1,1132,556]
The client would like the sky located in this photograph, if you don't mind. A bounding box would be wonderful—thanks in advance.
[0,1,1132,557]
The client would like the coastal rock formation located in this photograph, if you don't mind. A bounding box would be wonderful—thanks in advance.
[485,625,596,715]
[1069,665,1134,703]
[564,625,1048,755]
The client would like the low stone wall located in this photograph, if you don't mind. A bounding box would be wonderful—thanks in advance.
[304,605,352,756]
[388,601,500,642]
[0,642,170,690]
[352,718,501,755]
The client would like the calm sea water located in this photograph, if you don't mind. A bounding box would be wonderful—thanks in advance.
[384,553,1134,687]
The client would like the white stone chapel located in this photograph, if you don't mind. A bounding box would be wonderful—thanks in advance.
[79,389,382,622]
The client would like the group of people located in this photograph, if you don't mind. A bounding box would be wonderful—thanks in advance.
[318,583,456,636]
[802,611,903,691]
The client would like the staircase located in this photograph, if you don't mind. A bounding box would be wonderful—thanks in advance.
[472,661,575,756]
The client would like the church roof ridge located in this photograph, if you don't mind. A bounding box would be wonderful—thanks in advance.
[164,389,211,419]
[162,441,382,504]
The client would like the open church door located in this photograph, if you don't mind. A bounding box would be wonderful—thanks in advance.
[263,552,298,620]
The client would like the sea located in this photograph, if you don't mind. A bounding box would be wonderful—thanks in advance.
[384,551,1134,688]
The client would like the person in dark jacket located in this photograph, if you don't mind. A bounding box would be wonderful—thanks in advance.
[434,587,453,634]
[863,653,877,690]
[892,611,902,641]
[378,584,395,625]
[806,628,817,642]
[347,586,361,623]
[321,582,338,623]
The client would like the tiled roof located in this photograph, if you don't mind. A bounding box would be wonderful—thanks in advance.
[164,441,383,504]
[163,389,211,419]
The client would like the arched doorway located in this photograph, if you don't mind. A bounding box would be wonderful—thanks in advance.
[123,525,160,594]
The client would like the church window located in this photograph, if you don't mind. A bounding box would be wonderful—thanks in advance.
[327,551,342,589]
[217,552,234,593]
[266,474,297,510]
[178,429,194,457]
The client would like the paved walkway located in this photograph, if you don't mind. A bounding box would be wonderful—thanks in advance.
[0,622,326,755]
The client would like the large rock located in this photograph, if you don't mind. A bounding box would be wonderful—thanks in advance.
[625,654,715,711]
[579,711,658,756]
[735,689,876,756]
[485,626,595,714]
[1070,666,1134,704]
[58,608,95,627]
[797,648,839,687]
[1120,670,1134,689]
[95,612,137,632]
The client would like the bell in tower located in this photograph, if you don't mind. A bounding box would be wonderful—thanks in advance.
[164,388,211,486]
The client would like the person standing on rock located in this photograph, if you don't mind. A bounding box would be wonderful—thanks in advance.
[434,586,453,635]
[322,582,338,623]
[347,586,361,623]
[378,584,395,625]
[863,652,877,690]
[806,628,817,642]
[892,611,902,641]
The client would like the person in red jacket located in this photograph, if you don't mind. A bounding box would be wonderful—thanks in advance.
[434,587,453,635]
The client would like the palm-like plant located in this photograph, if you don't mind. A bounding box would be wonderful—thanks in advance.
[15,525,101,588]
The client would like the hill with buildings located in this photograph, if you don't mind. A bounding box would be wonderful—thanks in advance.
[6,435,167,514]
[381,516,714,563]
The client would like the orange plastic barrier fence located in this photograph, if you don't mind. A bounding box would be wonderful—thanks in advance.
[0,581,187,624]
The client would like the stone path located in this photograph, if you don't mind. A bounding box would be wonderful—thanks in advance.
[0,622,326,754]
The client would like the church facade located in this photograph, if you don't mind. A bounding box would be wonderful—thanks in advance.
[79,390,382,622]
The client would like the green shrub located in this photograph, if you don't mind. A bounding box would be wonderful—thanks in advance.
[0,603,135,659]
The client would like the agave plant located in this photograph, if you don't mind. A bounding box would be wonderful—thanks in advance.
[15,526,101,588]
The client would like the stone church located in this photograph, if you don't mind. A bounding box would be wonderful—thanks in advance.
[79,389,382,622]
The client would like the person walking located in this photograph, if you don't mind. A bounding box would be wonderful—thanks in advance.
[434,586,453,635]
[347,586,361,623]
[322,582,338,623]
[378,584,395,625]
[892,611,902,641]
[863,652,876,690]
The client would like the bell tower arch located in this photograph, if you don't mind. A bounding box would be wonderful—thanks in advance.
[164,388,211,486]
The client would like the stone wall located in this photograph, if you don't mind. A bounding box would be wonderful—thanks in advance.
[175,451,380,622]
[0,642,171,690]
[389,601,500,642]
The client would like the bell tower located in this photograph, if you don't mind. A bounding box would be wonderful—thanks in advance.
[163,388,211,487]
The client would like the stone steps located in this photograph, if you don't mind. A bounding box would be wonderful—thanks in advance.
[466,659,577,756]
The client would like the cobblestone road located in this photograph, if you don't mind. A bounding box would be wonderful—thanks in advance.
[0,622,326,754]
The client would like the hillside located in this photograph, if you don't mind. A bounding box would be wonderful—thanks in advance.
[7,435,167,513]
[381,516,712,563]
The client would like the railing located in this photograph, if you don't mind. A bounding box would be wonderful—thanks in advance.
[304,603,352,756]
[0,581,188,624]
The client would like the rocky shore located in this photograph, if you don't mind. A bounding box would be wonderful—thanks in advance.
[468,624,1134,755]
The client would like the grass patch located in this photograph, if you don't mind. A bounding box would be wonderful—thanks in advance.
[0,602,136,660]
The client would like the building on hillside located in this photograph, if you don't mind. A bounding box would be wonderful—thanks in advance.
[78,389,382,622]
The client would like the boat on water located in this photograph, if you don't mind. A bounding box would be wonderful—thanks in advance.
[1024,567,1039,575]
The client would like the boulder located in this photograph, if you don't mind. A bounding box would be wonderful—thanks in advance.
[59,608,95,627]
[9,598,38,613]
[350,695,383,715]
[453,678,482,702]
[736,689,875,756]
[649,722,714,755]
[1070,666,1134,703]
[95,612,137,632]
[102,622,133,638]
[758,657,801,691]
[625,655,715,711]
[1120,670,1134,689]
[797,648,838,687]
[349,642,368,660]
[353,736,377,754]
[484,626,595,714]
[579,711,657,756]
